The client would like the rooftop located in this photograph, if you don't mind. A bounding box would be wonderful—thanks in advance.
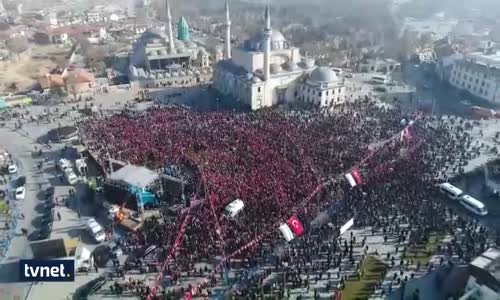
[470,247,500,291]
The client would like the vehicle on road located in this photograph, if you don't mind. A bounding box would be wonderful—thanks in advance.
[86,218,106,243]
[15,186,25,200]
[459,195,488,216]
[58,159,73,173]
[8,164,17,174]
[66,171,78,185]
[14,176,26,188]
[438,183,464,200]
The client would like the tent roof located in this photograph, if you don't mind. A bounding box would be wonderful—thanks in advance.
[108,165,159,188]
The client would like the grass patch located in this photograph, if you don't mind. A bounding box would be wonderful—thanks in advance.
[405,231,446,266]
[0,200,8,214]
[341,256,387,300]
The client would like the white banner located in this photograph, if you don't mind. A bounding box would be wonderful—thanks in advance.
[279,223,294,242]
[340,218,354,235]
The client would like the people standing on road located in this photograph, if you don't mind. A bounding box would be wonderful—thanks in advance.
[57,212,61,221]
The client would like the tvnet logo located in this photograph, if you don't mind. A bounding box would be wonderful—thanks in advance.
[19,260,74,282]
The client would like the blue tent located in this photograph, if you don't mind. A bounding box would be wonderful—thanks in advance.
[0,98,7,110]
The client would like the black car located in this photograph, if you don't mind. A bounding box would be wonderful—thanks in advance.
[14,176,26,188]
[43,202,56,210]
[45,186,54,198]
[41,212,55,225]
[30,226,51,241]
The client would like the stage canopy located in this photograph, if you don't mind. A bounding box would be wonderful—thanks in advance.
[108,165,159,189]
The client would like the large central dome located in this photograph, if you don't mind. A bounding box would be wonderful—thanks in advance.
[245,29,289,51]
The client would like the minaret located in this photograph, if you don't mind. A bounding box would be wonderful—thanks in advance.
[224,1,231,59]
[166,0,175,53]
[263,4,271,82]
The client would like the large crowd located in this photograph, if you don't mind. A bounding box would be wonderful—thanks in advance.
[80,100,499,299]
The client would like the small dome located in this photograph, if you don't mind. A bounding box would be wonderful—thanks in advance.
[175,40,185,49]
[284,60,298,71]
[187,70,193,75]
[172,72,179,77]
[246,29,288,51]
[270,63,282,74]
[303,58,315,68]
[156,50,162,56]
[195,70,201,75]
[252,76,261,83]
[164,73,171,78]
[157,73,163,79]
[160,50,167,55]
[179,71,186,76]
[309,67,338,83]
[149,73,156,80]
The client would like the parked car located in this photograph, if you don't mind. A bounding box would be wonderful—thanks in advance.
[41,213,54,225]
[30,225,51,241]
[45,186,54,198]
[8,164,17,174]
[15,186,25,200]
[14,176,26,188]
[43,202,56,210]
[86,218,106,243]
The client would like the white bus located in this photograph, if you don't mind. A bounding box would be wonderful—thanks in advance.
[438,183,464,200]
[372,75,389,84]
[459,195,488,216]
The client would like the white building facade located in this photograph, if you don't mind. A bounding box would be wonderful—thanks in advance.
[448,52,500,103]
[214,3,345,110]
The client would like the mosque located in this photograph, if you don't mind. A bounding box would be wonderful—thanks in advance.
[128,0,212,88]
[214,3,346,110]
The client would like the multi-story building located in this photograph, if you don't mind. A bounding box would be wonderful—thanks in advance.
[448,52,500,103]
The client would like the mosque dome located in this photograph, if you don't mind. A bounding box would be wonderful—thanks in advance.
[309,67,338,83]
[245,29,288,51]
[172,72,179,77]
[270,63,282,74]
[160,49,167,55]
[157,73,164,79]
[303,58,316,69]
[164,73,171,78]
[187,70,194,75]
[156,50,163,56]
[179,71,186,76]
[149,73,156,80]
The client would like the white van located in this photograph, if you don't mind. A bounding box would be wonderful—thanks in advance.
[438,183,464,200]
[224,199,244,218]
[75,159,87,175]
[86,218,106,243]
[459,195,488,216]
[66,171,78,185]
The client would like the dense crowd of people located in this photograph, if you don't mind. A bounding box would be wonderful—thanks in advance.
[80,100,499,299]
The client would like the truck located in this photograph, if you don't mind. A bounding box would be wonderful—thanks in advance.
[65,169,78,185]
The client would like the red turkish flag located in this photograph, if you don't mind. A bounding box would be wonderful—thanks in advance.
[287,216,304,237]
[186,291,192,300]
[351,168,363,185]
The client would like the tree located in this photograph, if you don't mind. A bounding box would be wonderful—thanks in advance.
[6,36,29,57]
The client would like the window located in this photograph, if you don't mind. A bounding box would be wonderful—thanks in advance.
[326,90,329,96]
[476,78,479,84]
[338,88,341,93]
[482,81,485,86]
[258,87,261,93]
[332,89,335,95]
[467,84,471,89]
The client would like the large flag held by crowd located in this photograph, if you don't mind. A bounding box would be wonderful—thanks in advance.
[345,168,363,187]
[279,215,305,242]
